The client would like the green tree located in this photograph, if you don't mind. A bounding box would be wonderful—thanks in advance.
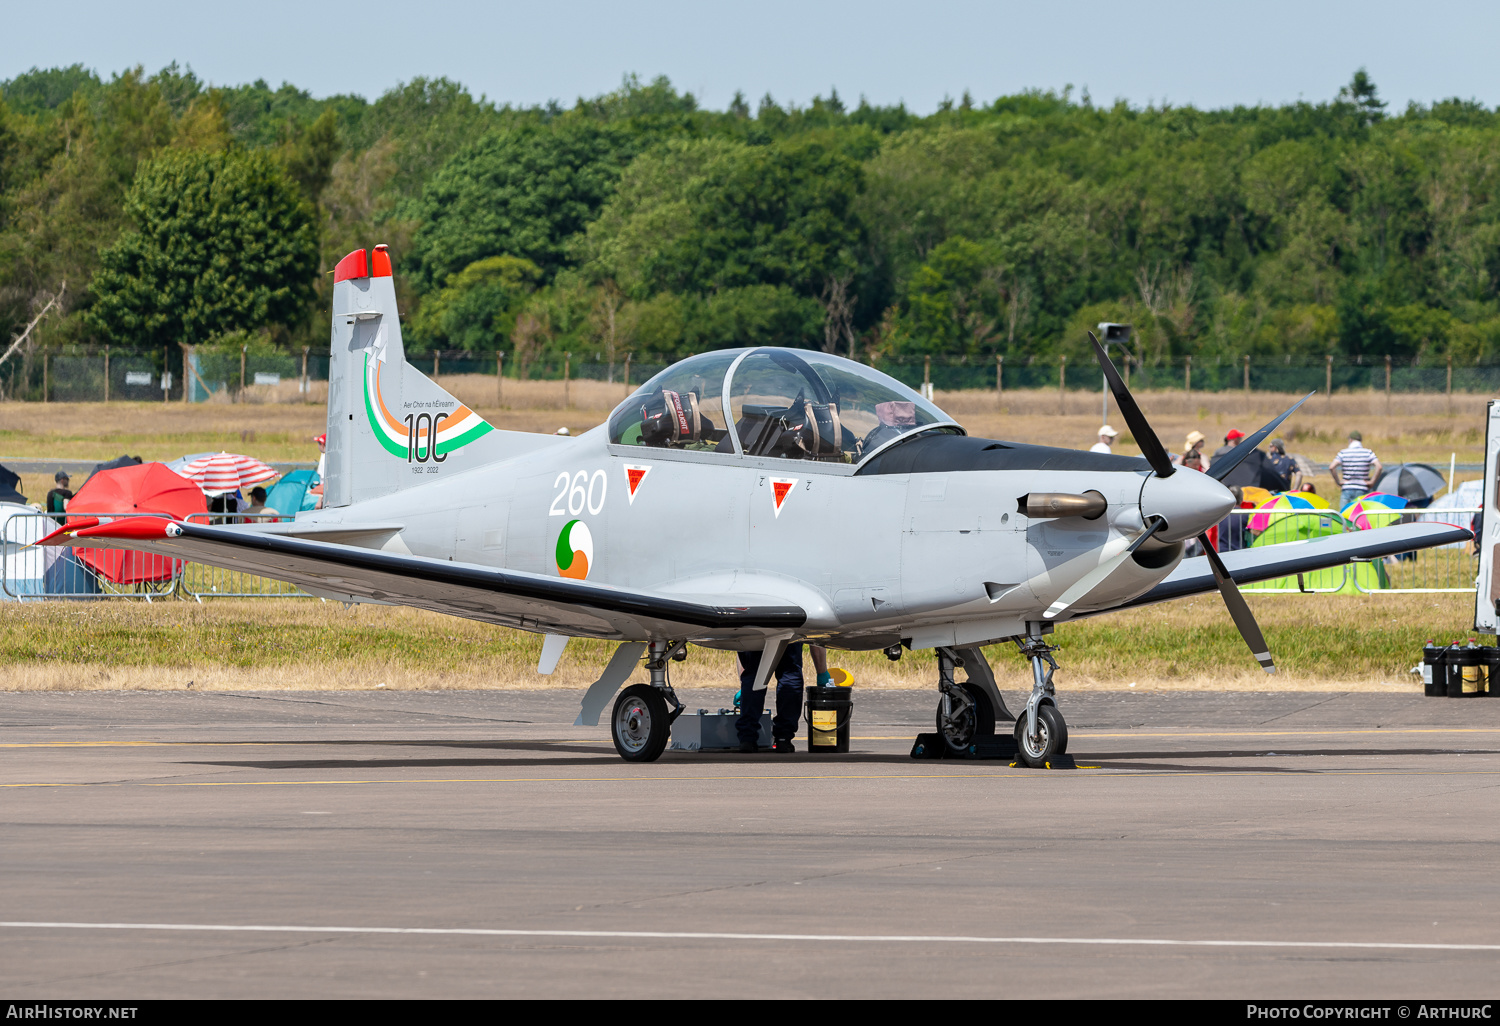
[410,255,541,352]
[407,119,638,290]
[86,148,318,348]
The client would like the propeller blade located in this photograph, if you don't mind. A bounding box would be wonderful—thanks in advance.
[1087,331,1174,478]
[1199,534,1276,673]
[1207,392,1315,484]
[1044,517,1166,620]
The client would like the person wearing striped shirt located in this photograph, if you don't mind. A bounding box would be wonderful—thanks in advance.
[1330,431,1382,508]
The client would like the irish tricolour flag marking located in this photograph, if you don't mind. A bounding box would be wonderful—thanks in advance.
[770,476,798,518]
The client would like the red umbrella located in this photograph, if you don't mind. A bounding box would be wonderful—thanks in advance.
[67,463,206,584]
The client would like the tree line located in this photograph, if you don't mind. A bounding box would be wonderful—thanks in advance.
[3,64,1500,379]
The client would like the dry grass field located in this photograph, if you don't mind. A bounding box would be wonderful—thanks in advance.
[0,593,1480,694]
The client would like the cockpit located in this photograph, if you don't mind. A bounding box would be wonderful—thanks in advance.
[607,348,951,463]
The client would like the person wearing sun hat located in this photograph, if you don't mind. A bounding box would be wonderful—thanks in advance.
[1177,430,1209,471]
[1090,424,1119,454]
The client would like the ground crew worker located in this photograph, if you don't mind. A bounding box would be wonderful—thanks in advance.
[736,643,829,753]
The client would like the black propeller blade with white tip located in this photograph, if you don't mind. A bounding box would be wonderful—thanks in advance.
[1087,330,1174,478]
[1207,392,1315,484]
[1199,534,1275,673]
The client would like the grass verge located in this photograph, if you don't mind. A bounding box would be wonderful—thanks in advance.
[0,593,1481,694]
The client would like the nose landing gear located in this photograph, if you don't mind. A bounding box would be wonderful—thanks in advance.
[1014,629,1069,767]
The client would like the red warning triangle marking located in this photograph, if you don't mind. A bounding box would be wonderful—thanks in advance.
[770,476,798,517]
[623,464,651,505]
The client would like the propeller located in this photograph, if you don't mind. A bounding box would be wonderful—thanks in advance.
[1088,331,1174,477]
[1207,392,1314,484]
[1200,535,1276,673]
[1043,516,1166,619]
[1084,329,1277,673]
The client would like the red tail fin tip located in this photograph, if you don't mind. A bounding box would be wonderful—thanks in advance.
[334,249,369,283]
[371,244,393,278]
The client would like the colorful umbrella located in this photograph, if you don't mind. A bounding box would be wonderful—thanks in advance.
[176,452,279,494]
[65,463,206,584]
[1341,496,1402,531]
[1238,485,1274,509]
[1247,491,1335,533]
[1361,491,1408,510]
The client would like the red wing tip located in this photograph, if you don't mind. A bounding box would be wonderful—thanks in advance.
[73,517,179,541]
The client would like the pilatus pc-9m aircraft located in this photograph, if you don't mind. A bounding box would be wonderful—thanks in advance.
[45,246,1469,763]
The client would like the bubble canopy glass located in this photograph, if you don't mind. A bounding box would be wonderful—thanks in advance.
[607,348,950,462]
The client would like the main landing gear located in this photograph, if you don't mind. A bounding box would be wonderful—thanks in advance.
[934,648,995,756]
[610,640,685,762]
[1013,629,1068,767]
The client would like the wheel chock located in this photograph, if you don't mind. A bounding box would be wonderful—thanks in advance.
[1008,753,1079,770]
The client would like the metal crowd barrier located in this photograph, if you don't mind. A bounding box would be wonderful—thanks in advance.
[0,511,312,602]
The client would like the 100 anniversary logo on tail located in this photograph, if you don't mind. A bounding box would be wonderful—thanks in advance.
[363,352,493,462]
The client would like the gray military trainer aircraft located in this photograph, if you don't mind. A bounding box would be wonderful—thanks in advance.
[44,245,1469,764]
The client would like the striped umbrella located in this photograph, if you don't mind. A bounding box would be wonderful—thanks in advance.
[1340,496,1402,531]
[176,452,279,494]
[1247,491,1334,533]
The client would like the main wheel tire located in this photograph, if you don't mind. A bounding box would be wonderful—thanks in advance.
[936,681,996,755]
[611,684,670,762]
[1013,703,1066,767]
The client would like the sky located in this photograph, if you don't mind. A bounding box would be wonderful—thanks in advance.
[4,0,1499,114]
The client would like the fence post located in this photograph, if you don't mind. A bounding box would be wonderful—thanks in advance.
[42,351,48,403]
[1325,354,1333,410]
[623,352,632,394]
[103,347,110,402]
[433,352,440,379]
[1059,354,1067,414]
[923,356,931,400]
[1447,354,1453,414]
[1185,355,1192,395]
[1123,353,1129,389]
[1385,354,1391,414]
[564,351,571,408]
[164,346,170,404]
[239,344,247,402]
[182,344,191,404]
[496,351,504,406]
[996,354,1003,409]
[301,346,309,404]
[1243,354,1250,395]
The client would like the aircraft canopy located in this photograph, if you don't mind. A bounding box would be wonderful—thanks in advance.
[608,347,949,463]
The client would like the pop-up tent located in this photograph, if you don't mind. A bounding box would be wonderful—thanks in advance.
[264,469,317,516]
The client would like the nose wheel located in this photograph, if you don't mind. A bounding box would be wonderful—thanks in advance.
[1014,703,1067,766]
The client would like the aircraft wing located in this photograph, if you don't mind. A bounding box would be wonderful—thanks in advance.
[39,518,805,641]
[1120,522,1472,609]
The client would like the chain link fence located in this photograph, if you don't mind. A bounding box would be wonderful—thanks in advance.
[7,347,1500,403]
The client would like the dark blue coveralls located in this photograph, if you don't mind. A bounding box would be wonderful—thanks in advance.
[736,643,805,745]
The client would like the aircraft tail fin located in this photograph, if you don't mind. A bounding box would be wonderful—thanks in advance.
[322,245,547,508]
